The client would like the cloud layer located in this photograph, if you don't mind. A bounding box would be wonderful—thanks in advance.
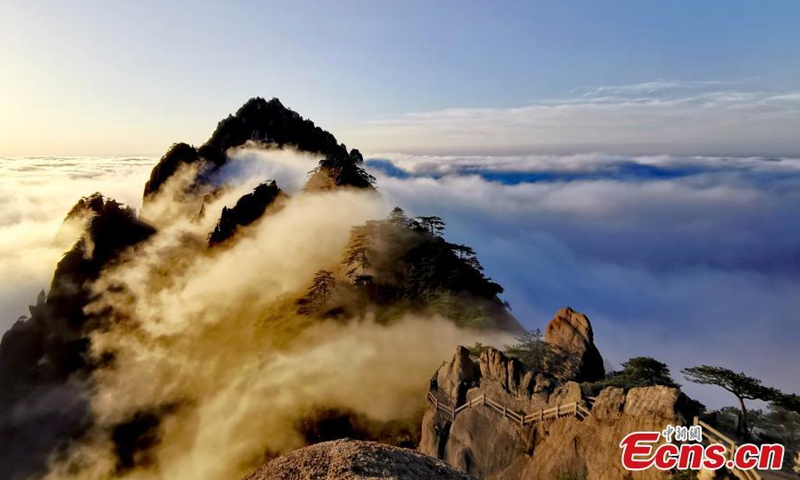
[0,156,156,333]
[366,152,800,407]
[0,149,797,421]
[350,81,800,156]
[24,156,512,480]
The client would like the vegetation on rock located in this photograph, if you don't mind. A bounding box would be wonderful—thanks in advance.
[208,180,285,245]
[682,365,777,436]
[296,207,515,330]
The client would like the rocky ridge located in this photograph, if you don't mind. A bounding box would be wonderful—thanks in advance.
[421,308,697,480]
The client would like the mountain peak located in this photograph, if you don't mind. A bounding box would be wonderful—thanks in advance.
[144,97,346,200]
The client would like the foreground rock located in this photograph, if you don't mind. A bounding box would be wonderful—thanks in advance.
[420,308,700,480]
[243,439,477,480]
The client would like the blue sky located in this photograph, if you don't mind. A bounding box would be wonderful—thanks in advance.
[1,0,800,155]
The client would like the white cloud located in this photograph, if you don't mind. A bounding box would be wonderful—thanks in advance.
[367,153,800,407]
[1,149,797,416]
[0,156,156,332]
[349,81,800,156]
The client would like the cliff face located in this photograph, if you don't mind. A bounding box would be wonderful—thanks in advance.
[420,309,693,480]
[518,386,690,480]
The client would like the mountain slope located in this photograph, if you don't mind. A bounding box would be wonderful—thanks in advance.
[0,97,520,480]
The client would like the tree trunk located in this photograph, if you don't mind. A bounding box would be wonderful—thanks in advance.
[737,395,749,438]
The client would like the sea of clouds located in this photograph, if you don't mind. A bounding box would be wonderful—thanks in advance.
[0,152,798,409]
[366,153,800,407]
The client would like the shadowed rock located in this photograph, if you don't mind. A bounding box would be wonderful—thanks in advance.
[143,142,200,197]
[208,180,287,246]
[144,97,348,200]
[0,194,156,480]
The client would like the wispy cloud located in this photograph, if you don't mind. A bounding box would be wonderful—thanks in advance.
[350,80,800,156]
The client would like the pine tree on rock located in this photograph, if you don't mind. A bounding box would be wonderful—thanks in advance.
[682,365,777,437]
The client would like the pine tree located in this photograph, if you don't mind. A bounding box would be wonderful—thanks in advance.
[682,365,777,436]
[505,328,551,371]
[343,224,374,284]
[388,207,409,227]
[449,243,484,272]
[415,216,445,237]
[297,270,337,314]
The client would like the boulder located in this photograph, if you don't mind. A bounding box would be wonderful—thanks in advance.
[624,385,684,422]
[545,307,605,382]
[477,348,527,395]
[436,347,481,403]
[548,381,583,407]
[244,439,477,480]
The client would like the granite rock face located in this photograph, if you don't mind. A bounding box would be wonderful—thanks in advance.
[545,307,605,382]
[421,309,690,480]
[242,439,477,480]
[436,346,482,403]
[518,385,687,480]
